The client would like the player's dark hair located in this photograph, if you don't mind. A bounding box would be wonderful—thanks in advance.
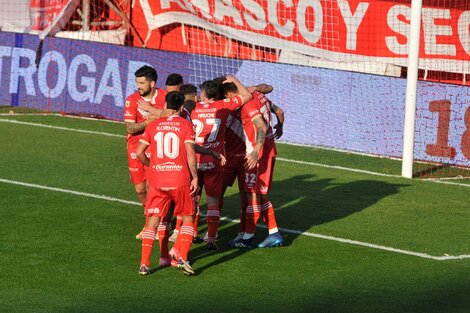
[165,73,183,86]
[183,99,196,113]
[180,83,197,96]
[220,82,238,97]
[165,91,185,110]
[200,80,218,100]
[134,65,158,82]
[212,76,226,86]
[212,76,228,100]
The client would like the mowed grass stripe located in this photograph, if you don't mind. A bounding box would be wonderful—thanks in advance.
[3,117,470,188]
[1,177,469,261]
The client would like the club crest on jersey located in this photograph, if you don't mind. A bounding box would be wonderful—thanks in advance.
[125,101,130,108]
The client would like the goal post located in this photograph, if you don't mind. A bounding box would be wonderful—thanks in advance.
[402,0,423,179]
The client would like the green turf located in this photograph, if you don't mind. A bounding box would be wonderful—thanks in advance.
[0,114,469,313]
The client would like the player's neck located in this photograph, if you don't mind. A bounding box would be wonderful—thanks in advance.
[142,88,156,101]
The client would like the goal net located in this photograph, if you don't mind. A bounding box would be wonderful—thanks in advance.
[0,0,469,178]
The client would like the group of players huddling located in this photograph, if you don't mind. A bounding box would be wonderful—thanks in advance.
[124,66,285,276]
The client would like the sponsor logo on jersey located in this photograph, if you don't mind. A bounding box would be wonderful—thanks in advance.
[130,153,137,159]
[124,110,133,117]
[196,107,217,113]
[197,162,215,171]
[138,107,150,117]
[202,142,221,149]
[154,162,183,171]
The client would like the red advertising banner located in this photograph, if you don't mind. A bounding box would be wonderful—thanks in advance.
[30,0,79,38]
[132,0,470,71]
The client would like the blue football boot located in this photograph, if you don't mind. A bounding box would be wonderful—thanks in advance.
[258,232,283,248]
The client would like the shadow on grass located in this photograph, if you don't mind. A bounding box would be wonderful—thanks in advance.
[188,174,408,274]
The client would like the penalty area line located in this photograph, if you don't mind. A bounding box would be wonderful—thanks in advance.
[1,177,468,261]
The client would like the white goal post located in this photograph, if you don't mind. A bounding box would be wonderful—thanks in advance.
[402,0,424,179]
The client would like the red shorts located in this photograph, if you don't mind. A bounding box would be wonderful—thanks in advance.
[243,156,276,195]
[127,143,149,185]
[198,167,224,198]
[222,154,245,190]
[145,185,195,217]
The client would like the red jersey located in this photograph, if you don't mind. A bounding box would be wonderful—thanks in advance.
[225,111,248,157]
[139,115,196,188]
[190,96,243,162]
[240,91,276,158]
[123,88,167,145]
[253,91,276,140]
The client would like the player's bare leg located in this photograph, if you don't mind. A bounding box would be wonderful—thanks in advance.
[158,208,173,267]
[134,181,147,240]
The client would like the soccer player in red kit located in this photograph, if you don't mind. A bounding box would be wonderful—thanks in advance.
[124,65,167,239]
[221,111,249,243]
[190,75,252,250]
[221,83,276,245]
[136,91,198,276]
[223,84,285,248]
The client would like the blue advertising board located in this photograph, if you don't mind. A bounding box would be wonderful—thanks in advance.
[1,32,470,166]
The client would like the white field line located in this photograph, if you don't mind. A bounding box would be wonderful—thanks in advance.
[0,118,126,138]
[1,177,469,261]
[3,118,470,188]
[0,178,139,206]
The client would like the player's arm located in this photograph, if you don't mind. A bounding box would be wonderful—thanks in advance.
[194,145,227,166]
[271,103,284,139]
[246,115,267,170]
[137,99,163,117]
[185,142,199,195]
[248,83,273,94]
[224,75,252,105]
[136,140,150,166]
[125,116,158,134]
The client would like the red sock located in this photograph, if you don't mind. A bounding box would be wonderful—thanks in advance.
[179,222,194,261]
[157,222,170,258]
[175,215,182,232]
[140,227,156,266]
[245,197,261,235]
[262,199,278,234]
[206,203,220,242]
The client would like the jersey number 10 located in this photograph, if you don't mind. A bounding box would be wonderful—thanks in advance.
[154,132,179,159]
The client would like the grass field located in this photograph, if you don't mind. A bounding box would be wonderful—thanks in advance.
[0,114,469,313]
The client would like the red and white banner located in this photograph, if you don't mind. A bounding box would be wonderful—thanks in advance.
[134,0,470,71]
[30,0,80,39]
